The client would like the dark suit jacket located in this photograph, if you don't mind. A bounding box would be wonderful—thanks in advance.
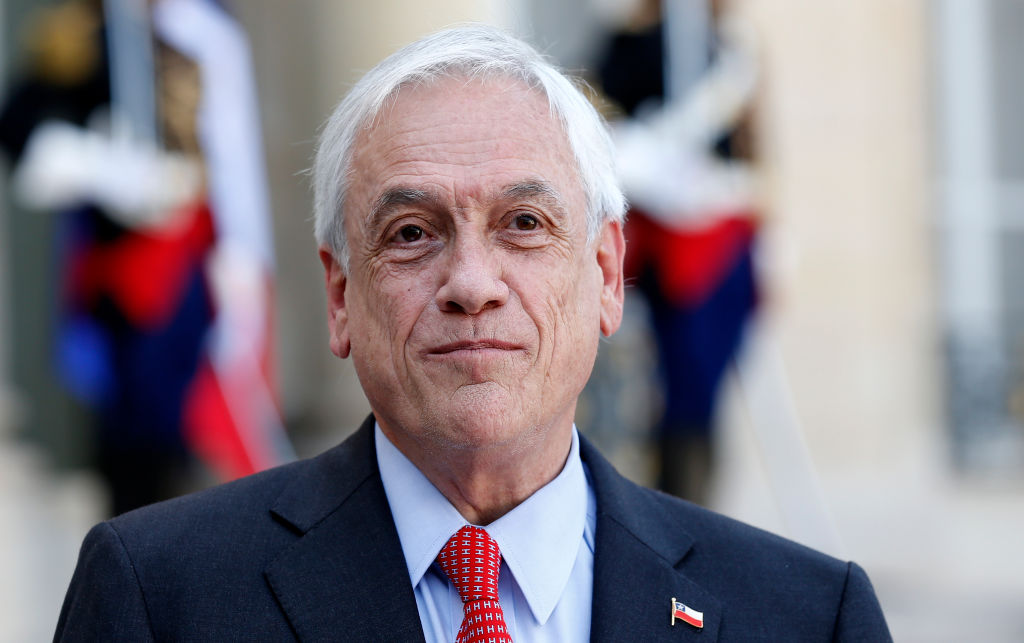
[55,416,891,641]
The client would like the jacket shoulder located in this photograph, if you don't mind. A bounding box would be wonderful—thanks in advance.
[639,484,848,576]
[108,453,309,543]
[582,436,891,640]
[56,425,380,640]
[109,421,376,546]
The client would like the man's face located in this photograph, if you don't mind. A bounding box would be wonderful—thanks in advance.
[321,76,624,456]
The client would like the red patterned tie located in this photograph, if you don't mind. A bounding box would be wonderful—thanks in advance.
[436,525,514,643]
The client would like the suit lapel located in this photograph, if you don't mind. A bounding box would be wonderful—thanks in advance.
[264,418,425,642]
[261,420,722,641]
[582,436,722,641]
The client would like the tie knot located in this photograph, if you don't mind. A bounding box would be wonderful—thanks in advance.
[436,525,502,603]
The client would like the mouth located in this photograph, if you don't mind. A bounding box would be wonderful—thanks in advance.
[427,339,524,355]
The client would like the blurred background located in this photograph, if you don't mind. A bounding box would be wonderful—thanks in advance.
[1,0,1023,640]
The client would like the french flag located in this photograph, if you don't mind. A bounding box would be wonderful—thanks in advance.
[672,599,704,629]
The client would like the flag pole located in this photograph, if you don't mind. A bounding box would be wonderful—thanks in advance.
[103,0,159,146]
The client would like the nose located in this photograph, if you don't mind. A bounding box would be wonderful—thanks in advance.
[435,236,509,315]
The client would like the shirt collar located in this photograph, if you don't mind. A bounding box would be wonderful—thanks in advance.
[375,423,588,625]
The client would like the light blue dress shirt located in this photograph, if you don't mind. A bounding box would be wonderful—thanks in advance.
[375,424,597,643]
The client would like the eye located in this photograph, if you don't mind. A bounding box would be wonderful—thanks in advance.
[512,213,539,231]
[397,224,424,243]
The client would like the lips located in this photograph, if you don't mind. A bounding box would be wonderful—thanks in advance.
[428,339,524,355]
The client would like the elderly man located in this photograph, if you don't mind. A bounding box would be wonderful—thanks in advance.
[56,25,891,641]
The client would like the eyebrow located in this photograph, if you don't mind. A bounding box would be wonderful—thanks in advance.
[364,179,569,236]
[499,180,566,212]
[497,180,572,227]
[365,187,444,236]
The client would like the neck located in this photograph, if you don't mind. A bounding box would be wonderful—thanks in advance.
[380,418,574,525]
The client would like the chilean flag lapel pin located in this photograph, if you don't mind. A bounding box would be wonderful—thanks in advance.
[671,597,704,629]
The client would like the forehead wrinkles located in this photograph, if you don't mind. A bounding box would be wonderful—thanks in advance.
[347,77,583,229]
[367,76,564,164]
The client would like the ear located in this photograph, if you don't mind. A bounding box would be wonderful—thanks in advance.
[319,247,351,358]
[596,220,625,337]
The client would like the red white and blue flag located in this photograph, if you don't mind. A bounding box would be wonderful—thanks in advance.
[154,0,294,479]
[672,598,704,629]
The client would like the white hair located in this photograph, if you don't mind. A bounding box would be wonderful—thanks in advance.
[312,23,626,268]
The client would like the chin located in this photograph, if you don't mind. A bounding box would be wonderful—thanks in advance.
[429,386,537,450]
